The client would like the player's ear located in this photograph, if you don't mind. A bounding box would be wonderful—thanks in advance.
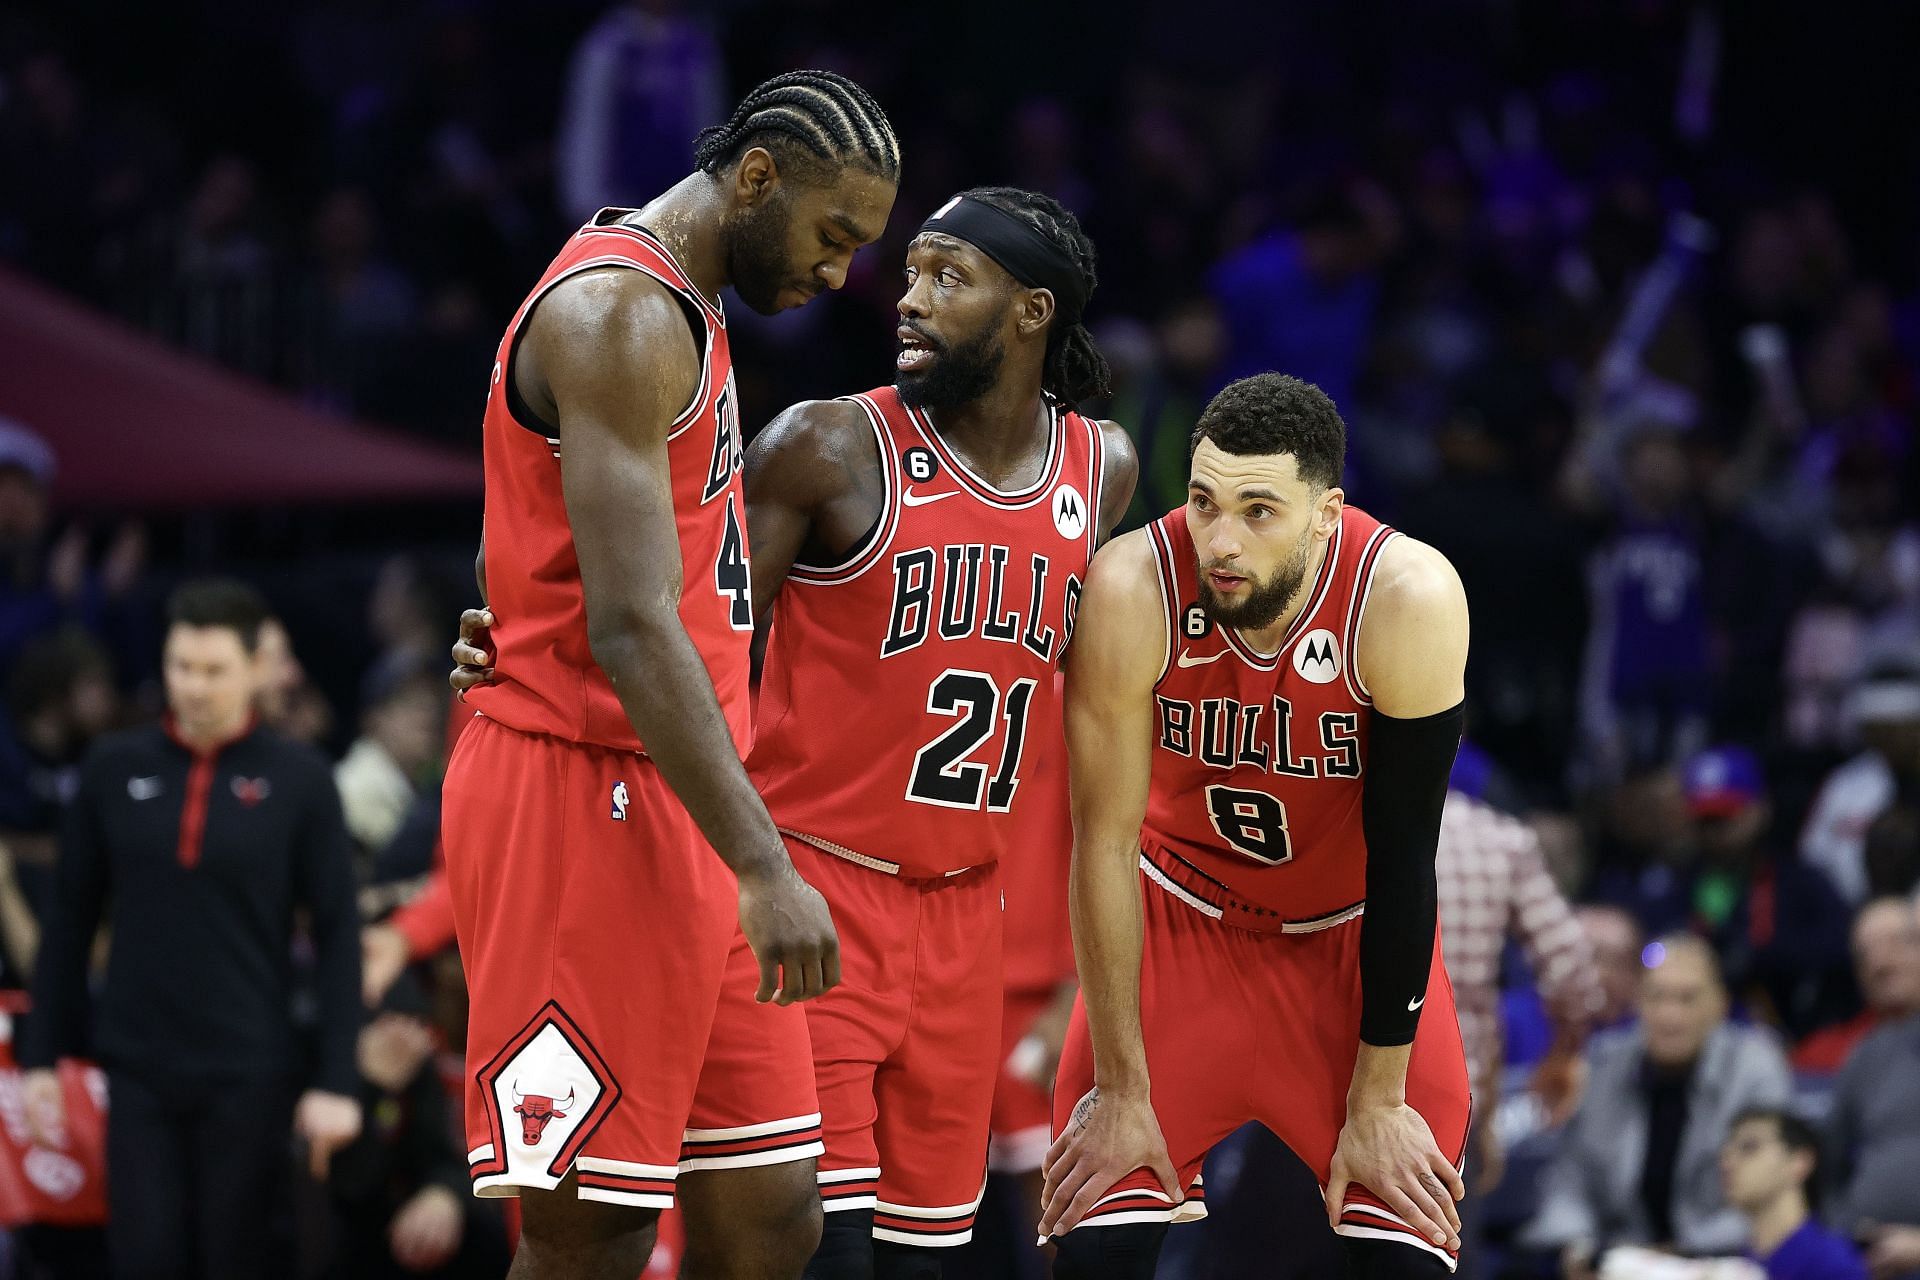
[1317,487,1345,539]
[734,147,779,205]
[1018,287,1057,342]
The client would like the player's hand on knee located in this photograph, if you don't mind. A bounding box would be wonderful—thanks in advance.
[737,863,840,1006]
[1324,1102,1464,1253]
[1038,1086,1183,1239]
[450,608,496,691]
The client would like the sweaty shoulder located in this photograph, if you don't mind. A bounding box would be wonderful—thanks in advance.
[1355,534,1469,717]
[1091,418,1140,536]
[744,397,882,498]
[1068,528,1166,685]
[520,266,702,430]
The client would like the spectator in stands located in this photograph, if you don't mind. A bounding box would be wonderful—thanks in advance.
[327,976,505,1278]
[254,615,334,747]
[1824,919,1920,1274]
[1524,934,1792,1275]
[553,0,727,223]
[1438,790,1603,1184]
[1678,746,1854,1038]
[19,578,363,1279]
[1578,904,1648,1031]
[1803,661,1920,905]
[335,667,445,862]
[1794,898,1920,1076]
[1719,1107,1865,1280]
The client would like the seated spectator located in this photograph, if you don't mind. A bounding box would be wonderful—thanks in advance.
[1524,934,1792,1275]
[1579,904,1648,1032]
[1824,933,1920,1274]
[1793,898,1920,1076]
[326,976,506,1278]
[1720,1107,1865,1280]
[255,615,334,747]
[1802,661,1920,906]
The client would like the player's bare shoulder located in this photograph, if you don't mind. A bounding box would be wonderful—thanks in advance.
[1069,528,1167,686]
[1090,418,1141,536]
[1355,534,1469,714]
[520,266,702,423]
[744,397,882,497]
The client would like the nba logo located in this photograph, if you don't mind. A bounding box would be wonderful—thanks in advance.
[610,782,629,821]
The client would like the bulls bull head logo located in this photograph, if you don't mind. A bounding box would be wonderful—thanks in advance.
[510,1079,576,1145]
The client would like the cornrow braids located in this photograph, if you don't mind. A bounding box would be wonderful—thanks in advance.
[692,70,900,185]
[957,186,1111,408]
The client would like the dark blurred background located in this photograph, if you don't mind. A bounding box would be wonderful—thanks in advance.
[2,1,1918,1277]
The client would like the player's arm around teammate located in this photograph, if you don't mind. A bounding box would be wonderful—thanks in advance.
[520,266,839,1004]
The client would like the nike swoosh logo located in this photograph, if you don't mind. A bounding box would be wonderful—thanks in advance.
[1176,649,1226,668]
[1407,995,1426,1012]
[901,489,960,507]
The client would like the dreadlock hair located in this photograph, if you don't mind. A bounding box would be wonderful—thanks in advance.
[957,186,1111,409]
[692,70,900,187]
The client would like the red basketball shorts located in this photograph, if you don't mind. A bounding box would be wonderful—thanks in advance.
[989,984,1058,1175]
[1052,870,1470,1270]
[444,716,822,1208]
[786,838,1002,1247]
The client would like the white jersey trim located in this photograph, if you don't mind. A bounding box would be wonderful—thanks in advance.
[1341,526,1400,707]
[1146,520,1179,689]
[905,401,1066,508]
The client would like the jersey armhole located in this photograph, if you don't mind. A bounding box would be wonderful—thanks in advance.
[503,259,711,444]
[1146,519,1179,689]
[1341,528,1400,706]
[788,395,899,584]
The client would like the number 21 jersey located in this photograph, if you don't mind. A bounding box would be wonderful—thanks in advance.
[750,386,1107,877]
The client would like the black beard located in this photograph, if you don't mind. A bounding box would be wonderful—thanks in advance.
[1195,533,1312,631]
[896,325,1005,409]
[725,195,794,317]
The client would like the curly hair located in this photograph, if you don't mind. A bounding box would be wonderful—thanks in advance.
[1190,373,1346,489]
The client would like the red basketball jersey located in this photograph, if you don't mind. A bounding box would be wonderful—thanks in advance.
[750,387,1107,877]
[1140,503,1400,932]
[465,210,753,755]
[999,674,1075,991]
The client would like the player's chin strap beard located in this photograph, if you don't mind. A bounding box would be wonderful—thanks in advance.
[919,196,1088,327]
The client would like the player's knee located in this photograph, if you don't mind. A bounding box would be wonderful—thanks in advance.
[873,1238,943,1280]
[684,1173,822,1278]
[1341,1235,1455,1278]
[804,1208,874,1280]
[518,1181,656,1240]
[1050,1222,1167,1280]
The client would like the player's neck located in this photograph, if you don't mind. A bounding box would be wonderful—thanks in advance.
[1233,537,1331,655]
[630,174,730,308]
[1745,1189,1807,1257]
[922,376,1049,484]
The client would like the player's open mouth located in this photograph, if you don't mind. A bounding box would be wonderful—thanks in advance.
[1207,570,1247,591]
[897,327,936,371]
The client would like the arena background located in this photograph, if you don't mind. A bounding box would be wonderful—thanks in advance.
[1,1,1918,1277]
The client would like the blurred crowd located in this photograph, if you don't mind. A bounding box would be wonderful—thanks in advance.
[2,0,1919,1276]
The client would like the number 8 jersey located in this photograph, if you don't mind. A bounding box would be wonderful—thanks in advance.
[466,210,753,755]
[750,385,1107,877]
[1140,501,1399,934]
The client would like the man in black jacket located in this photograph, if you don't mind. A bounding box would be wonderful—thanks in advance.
[20,578,363,1279]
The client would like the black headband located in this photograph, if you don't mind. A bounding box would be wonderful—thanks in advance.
[917,196,1089,328]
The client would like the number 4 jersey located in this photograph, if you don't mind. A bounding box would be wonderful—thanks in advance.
[751,386,1107,877]
[465,210,753,755]
[1141,502,1400,933]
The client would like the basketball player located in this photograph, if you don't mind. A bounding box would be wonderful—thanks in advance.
[445,72,897,1280]
[456,188,1138,1279]
[1037,374,1473,1278]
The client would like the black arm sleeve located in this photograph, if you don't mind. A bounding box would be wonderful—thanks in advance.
[20,753,112,1069]
[1357,701,1464,1047]
[298,762,364,1094]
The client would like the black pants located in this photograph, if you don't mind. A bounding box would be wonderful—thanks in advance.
[106,1069,293,1280]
